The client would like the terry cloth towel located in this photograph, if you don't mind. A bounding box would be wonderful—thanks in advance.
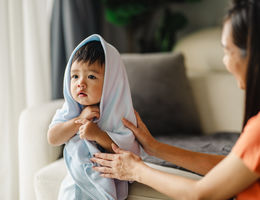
[50,34,140,200]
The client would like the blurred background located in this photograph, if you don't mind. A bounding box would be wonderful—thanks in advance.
[0,0,229,199]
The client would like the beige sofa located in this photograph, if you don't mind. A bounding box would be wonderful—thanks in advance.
[18,27,244,200]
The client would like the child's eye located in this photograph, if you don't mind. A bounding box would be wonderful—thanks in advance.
[88,75,96,79]
[71,75,78,79]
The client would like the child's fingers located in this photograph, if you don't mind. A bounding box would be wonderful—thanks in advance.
[79,133,84,139]
[87,112,100,120]
[75,118,88,124]
[82,105,99,112]
[79,125,84,132]
[111,143,119,153]
[91,106,100,112]
[75,119,83,124]
[111,143,128,154]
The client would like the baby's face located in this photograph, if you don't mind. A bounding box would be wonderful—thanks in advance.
[70,60,105,106]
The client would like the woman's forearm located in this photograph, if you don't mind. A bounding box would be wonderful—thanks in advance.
[92,147,259,200]
[136,162,199,200]
[121,113,224,175]
[150,141,225,175]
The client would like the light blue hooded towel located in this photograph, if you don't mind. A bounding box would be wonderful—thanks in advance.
[50,34,140,200]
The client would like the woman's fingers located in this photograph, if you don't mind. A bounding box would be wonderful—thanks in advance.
[134,110,147,129]
[91,157,113,168]
[122,118,138,132]
[92,149,141,181]
[134,110,141,124]
[93,166,112,173]
[94,152,116,161]
[92,167,117,179]
[100,173,116,179]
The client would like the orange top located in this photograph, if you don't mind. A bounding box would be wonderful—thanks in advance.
[232,112,260,200]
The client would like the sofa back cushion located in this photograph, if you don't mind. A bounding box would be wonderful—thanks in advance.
[122,52,201,136]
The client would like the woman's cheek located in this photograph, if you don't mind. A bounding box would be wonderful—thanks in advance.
[222,54,227,64]
[223,55,230,72]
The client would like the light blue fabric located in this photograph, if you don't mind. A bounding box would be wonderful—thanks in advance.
[50,34,140,200]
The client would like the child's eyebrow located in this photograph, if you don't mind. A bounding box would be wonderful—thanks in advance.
[88,68,103,74]
[71,69,79,73]
[71,68,103,74]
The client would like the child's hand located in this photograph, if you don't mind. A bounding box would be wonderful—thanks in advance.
[77,121,103,142]
[79,105,100,121]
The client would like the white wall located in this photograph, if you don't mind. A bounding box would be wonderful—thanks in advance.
[173,0,230,38]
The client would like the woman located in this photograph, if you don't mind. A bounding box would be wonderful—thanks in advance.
[91,0,260,199]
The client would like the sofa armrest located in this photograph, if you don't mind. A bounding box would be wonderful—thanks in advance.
[18,99,64,200]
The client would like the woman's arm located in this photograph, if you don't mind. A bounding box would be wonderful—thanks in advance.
[122,111,224,175]
[92,144,259,200]
[152,142,225,175]
[138,153,258,200]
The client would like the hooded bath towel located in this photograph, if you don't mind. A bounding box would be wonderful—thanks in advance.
[50,34,140,200]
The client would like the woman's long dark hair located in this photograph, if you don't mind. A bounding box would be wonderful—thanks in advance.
[227,0,260,129]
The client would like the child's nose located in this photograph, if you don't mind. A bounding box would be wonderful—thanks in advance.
[77,79,86,88]
[77,83,86,88]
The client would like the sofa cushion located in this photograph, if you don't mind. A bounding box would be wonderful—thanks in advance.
[122,52,201,136]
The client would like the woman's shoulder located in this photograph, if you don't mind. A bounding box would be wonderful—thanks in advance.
[232,112,260,174]
[244,112,260,134]
[234,111,260,150]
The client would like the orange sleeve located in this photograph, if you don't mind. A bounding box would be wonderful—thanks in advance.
[232,113,260,175]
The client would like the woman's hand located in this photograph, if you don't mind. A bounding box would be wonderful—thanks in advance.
[91,143,144,181]
[122,111,158,155]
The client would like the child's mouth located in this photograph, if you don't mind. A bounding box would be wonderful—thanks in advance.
[78,92,87,97]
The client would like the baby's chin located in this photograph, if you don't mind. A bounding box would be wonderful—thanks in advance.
[72,96,101,106]
[77,101,101,107]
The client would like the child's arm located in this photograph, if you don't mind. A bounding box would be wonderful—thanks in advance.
[96,132,114,153]
[47,118,81,146]
[48,105,100,146]
[76,120,114,152]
